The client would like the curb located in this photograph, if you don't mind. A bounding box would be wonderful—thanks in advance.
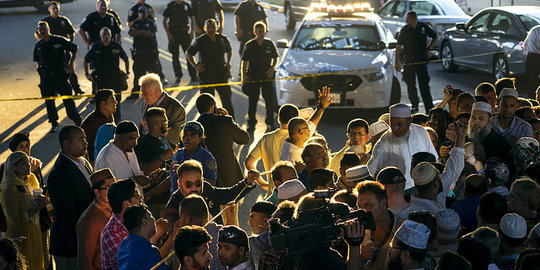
[260,1,283,12]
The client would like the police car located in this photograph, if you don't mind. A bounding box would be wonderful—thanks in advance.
[275,3,401,109]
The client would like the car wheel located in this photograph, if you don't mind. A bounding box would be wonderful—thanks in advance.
[441,42,458,72]
[34,0,50,13]
[284,4,296,30]
[493,54,509,81]
[390,75,401,105]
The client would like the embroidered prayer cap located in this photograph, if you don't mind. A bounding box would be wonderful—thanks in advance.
[389,103,411,118]
[369,121,389,139]
[500,213,527,239]
[376,166,405,185]
[411,162,438,186]
[395,220,431,249]
[278,179,306,200]
[345,165,371,182]
[436,209,461,236]
[499,88,519,100]
[472,101,492,114]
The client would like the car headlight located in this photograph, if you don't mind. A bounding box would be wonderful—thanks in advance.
[364,66,387,82]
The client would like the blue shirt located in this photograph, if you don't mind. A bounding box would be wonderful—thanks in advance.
[265,188,278,205]
[117,234,169,270]
[492,115,533,145]
[169,145,217,193]
[451,195,481,235]
[298,169,309,192]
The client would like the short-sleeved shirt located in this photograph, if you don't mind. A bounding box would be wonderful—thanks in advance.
[191,0,223,29]
[33,35,77,74]
[187,33,231,80]
[117,234,168,270]
[130,19,158,50]
[84,41,128,77]
[80,11,122,45]
[234,1,267,33]
[241,38,278,80]
[127,3,154,24]
[134,134,171,164]
[397,21,437,63]
[42,15,75,39]
[169,145,217,192]
[164,1,193,31]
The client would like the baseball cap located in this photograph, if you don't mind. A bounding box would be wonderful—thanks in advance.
[218,225,249,250]
[183,121,204,136]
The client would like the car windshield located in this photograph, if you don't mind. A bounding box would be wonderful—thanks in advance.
[517,14,540,31]
[434,0,468,16]
[292,24,380,51]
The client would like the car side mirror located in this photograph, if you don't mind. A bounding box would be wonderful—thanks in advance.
[377,41,386,50]
[388,41,397,49]
[277,39,289,48]
[456,22,466,30]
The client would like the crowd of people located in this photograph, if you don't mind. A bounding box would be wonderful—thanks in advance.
[2,0,540,269]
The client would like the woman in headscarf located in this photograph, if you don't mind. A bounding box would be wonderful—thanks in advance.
[0,151,48,269]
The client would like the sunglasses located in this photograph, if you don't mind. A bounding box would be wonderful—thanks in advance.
[183,180,202,189]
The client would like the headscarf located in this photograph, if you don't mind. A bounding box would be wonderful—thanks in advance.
[1,152,30,189]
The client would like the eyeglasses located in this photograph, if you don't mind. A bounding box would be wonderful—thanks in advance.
[183,180,202,189]
[464,155,475,160]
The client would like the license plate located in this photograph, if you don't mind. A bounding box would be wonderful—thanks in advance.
[330,93,341,104]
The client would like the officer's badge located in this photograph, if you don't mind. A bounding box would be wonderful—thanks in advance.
[53,44,62,49]
[207,200,214,209]
[206,160,217,171]
[112,49,120,54]
[61,21,65,27]
[129,10,133,17]
[421,27,425,34]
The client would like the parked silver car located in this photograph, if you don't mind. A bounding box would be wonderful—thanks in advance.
[378,0,470,50]
[440,6,540,80]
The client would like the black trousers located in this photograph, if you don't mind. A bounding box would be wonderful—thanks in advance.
[132,48,160,93]
[200,77,234,118]
[244,81,277,125]
[168,30,197,79]
[39,72,81,125]
[403,62,433,111]
[526,53,540,99]
[66,53,81,92]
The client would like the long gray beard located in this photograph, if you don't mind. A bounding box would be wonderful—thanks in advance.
[467,122,491,143]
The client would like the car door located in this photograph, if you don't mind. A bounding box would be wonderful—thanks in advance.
[454,11,491,67]
[478,12,515,70]
[380,0,407,38]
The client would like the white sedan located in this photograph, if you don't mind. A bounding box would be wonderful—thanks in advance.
[275,11,401,109]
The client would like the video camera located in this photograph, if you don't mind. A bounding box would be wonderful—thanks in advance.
[510,137,540,171]
[269,188,375,260]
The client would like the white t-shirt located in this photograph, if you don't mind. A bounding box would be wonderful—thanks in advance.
[95,141,144,180]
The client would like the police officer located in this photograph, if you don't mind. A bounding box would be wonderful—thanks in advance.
[34,21,82,133]
[78,0,122,48]
[84,27,130,122]
[163,0,199,83]
[241,22,278,131]
[191,0,224,36]
[126,0,168,89]
[186,19,235,118]
[234,0,267,56]
[395,10,438,113]
[129,6,161,97]
[42,1,85,95]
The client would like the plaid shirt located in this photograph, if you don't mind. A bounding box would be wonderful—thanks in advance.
[101,214,128,270]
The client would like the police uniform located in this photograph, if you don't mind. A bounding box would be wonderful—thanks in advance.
[127,3,155,24]
[234,0,267,55]
[84,40,128,121]
[169,145,217,193]
[129,15,160,94]
[33,35,82,127]
[187,33,235,117]
[80,11,121,45]
[397,21,437,112]
[191,0,224,34]
[42,15,83,94]
[164,0,198,81]
[241,37,279,128]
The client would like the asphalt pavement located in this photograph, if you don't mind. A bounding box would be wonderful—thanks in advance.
[0,0,536,234]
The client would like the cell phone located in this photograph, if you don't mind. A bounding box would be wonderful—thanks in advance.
[442,140,454,147]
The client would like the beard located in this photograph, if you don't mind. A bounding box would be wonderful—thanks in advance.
[386,256,404,270]
[467,122,491,143]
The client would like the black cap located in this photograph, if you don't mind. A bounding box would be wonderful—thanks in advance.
[376,167,405,185]
[250,201,277,215]
[218,225,249,250]
[9,132,30,152]
[116,120,138,135]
